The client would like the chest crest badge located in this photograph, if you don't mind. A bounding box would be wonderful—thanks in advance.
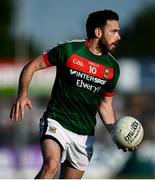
[49,126,57,133]
[103,68,110,78]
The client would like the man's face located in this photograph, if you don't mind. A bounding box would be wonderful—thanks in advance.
[99,20,121,52]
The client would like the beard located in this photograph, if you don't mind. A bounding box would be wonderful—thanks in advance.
[98,37,116,54]
[98,38,109,54]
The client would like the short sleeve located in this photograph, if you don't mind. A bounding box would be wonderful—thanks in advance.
[103,63,120,97]
[42,44,62,67]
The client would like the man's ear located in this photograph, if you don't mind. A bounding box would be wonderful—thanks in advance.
[95,28,103,38]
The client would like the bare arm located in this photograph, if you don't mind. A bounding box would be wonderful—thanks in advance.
[17,55,47,97]
[98,96,116,132]
[98,96,137,152]
[10,55,49,121]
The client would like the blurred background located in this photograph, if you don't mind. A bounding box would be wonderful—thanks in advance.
[1,0,155,178]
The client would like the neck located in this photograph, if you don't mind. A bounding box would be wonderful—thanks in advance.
[86,39,105,56]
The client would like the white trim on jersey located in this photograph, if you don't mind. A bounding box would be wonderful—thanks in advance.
[108,52,119,65]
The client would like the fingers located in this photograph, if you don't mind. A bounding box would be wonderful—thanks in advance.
[27,101,32,110]
[10,97,32,122]
[120,146,138,152]
[116,143,138,152]
[20,103,25,120]
[15,102,20,121]
[10,104,15,120]
[10,102,21,121]
[121,147,128,152]
[118,146,128,152]
[20,100,33,119]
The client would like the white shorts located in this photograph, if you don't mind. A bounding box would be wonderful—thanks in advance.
[40,118,94,171]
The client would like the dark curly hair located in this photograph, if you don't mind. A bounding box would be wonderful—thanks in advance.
[86,10,119,39]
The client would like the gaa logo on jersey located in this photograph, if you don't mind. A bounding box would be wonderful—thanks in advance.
[49,126,57,133]
[103,68,110,78]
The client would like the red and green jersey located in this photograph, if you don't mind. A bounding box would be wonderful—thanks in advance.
[42,40,120,135]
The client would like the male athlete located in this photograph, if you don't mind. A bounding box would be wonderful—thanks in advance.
[10,10,136,179]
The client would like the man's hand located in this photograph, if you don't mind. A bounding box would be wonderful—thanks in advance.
[116,142,138,152]
[113,138,138,152]
[106,124,139,152]
[10,95,32,121]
